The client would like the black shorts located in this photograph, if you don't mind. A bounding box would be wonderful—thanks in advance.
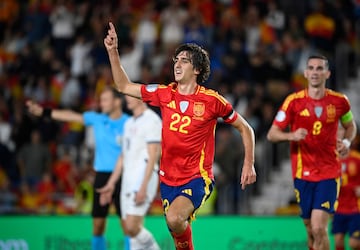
[92,172,121,218]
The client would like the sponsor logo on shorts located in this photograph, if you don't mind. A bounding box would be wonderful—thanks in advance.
[321,201,330,209]
[181,189,192,196]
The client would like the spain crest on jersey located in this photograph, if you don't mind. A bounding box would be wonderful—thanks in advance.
[326,104,336,122]
[193,102,205,117]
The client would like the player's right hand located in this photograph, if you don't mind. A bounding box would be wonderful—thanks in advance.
[291,128,308,141]
[26,100,43,117]
[336,138,350,158]
[96,184,114,206]
[104,22,118,52]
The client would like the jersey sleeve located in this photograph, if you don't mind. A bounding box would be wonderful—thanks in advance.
[340,95,352,123]
[140,84,162,107]
[215,93,238,123]
[83,111,99,126]
[272,94,295,130]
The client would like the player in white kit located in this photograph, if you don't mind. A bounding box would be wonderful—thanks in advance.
[98,95,162,250]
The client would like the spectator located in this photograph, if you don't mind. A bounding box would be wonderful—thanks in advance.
[18,181,42,214]
[69,34,93,83]
[214,124,244,214]
[304,1,336,54]
[159,1,188,50]
[52,146,78,194]
[23,1,51,45]
[0,168,18,214]
[135,3,158,62]
[17,129,52,188]
[49,0,84,63]
[36,172,56,214]
[59,67,81,109]
[0,0,19,42]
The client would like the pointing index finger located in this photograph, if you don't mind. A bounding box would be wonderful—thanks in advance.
[109,22,115,31]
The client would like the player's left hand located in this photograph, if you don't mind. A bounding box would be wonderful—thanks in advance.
[240,165,257,190]
[355,186,360,197]
[336,138,350,158]
[135,187,146,205]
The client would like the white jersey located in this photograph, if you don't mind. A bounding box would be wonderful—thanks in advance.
[122,108,162,193]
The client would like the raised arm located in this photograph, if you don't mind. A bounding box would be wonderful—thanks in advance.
[231,114,257,190]
[26,100,83,123]
[104,22,142,98]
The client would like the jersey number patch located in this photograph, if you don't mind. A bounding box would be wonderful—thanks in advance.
[169,113,191,134]
[312,121,322,135]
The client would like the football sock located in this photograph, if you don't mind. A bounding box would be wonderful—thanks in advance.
[130,227,160,250]
[171,224,194,250]
[92,235,106,250]
[124,235,130,250]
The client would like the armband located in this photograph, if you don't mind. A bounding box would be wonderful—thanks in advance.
[342,138,351,149]
[42,108,52,119]
[340,110,353,123]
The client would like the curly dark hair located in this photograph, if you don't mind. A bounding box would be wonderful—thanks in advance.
[174,43,210,84]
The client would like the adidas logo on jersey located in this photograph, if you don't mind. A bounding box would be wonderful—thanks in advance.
[300,109,310,116]
[167,101,176,109]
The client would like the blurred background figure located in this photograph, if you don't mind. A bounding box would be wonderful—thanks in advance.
[26,87,129,250]
[17,129,51,189]
[331,125,360,250]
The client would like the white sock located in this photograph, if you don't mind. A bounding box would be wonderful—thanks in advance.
[130,227,160,250]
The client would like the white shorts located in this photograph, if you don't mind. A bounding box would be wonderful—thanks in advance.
[120,171,159,218]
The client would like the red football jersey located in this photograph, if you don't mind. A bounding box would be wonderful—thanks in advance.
[273,89,351,181]
[141,83,237,186]
[336,150,360,214]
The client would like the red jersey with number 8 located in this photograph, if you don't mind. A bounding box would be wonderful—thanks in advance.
[272,89,351,181]
[141,83,237,186]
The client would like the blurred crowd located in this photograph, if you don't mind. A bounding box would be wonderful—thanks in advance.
[0,0,359,215]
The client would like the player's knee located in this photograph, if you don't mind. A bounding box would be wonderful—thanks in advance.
[123,221,141,237]
[165,213,184,231]
[311,226,327,239]
[126,227,140,237]
[349,238,360,249]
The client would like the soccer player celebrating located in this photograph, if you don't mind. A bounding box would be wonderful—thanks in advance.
[104,22,256,250]
[267,55,357,250]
